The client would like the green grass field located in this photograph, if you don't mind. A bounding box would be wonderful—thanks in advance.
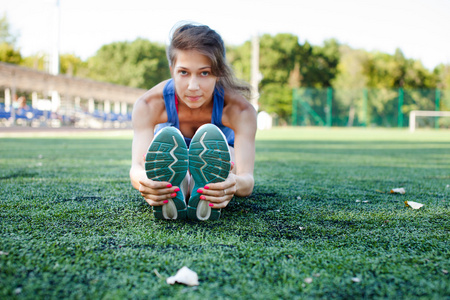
[1,128,449,299]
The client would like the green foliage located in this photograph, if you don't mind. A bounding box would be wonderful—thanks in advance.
[20,53,47,70]
[0,14,21,64]
[0,13,17,45]
[228,35,341,123]
[59,53,88,77]
[0,129,449,299]
[87,38,170,89]
[259,33,300,85]
[226,43,251,82]
[2,10,450,125]
[20,53,88,77]
[258,83,292,122]
[300,39,340,88]
[0,42,21,64]
[435,64,450,90]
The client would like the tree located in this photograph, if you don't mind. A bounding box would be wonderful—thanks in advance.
[0,42,21,64]
[0,13,21,64]
[87,38,170,89]
[257,34,301,121]
[226,42,251,83]
[331,46,369,126]
[0,13,17,45]
[300,39,340,88]
[60,54,88,77]
[435,64,450,90]
[20,53,47,70]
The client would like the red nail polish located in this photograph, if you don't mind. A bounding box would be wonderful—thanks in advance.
[209,203,214,207]
[170,193,177,197]
[163,200,169,204]
[166,184,172,188]
[174,187,180,192]
[197,189,203,193]
[204,186,210,190]
[200,195,206,200]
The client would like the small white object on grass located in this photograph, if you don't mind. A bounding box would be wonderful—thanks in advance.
[166,266,199,286]
[405,201,424,209]
[390,188,406,194]
[304,277,313,284]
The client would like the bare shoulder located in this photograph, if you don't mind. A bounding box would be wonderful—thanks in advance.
[132,80,169,129]
[222,90,257,132]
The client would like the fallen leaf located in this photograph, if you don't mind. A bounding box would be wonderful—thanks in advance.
[304,277,313,284]
[442,269,448,275]
[0,251,8,255]
[390,188,406,194]
[404,201,424,209]
[153,269,163,280]
[166,266,199,286]
[351,277,361,283]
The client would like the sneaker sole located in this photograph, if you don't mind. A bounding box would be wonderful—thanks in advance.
[188,124,231,221]
[145,127,188,220]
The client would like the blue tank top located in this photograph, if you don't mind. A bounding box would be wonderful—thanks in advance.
[155,79,235,147]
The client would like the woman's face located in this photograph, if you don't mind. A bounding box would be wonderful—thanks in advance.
[171,50,217,109]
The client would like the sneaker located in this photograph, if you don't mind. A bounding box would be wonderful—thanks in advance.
[188,124,231,221]
[145,126,188,220]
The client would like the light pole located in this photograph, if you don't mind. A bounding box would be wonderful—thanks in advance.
[250,34,260,112]
[51,0,60,75]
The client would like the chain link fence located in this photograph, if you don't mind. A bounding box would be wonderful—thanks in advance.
[292,88,450,128]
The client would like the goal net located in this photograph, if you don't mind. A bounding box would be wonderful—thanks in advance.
[409,110,450,132]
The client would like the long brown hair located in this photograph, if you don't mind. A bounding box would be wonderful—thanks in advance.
[167,22,251,98]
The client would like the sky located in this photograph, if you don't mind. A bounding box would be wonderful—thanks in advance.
[1,0,450,70]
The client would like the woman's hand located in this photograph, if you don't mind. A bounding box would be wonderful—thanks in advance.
[138,176,180,207]
[195,164,237,209]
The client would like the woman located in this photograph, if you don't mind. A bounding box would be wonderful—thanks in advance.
[129,23,256,221]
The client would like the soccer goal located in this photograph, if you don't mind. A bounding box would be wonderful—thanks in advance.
[409,110,450,132]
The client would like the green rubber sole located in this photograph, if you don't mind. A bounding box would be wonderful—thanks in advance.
[145,127,188,220]
[188,124,231,221]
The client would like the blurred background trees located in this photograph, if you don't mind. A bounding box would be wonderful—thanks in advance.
[1,13,449,125]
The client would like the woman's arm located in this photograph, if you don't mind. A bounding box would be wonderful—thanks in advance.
[198,94,257,208]
[129,83,181,206]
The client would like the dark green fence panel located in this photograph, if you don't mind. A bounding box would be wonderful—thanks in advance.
[292,88,449,128]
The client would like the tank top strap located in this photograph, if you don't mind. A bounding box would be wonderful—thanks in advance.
[162,79,179,128]
[212,87,235,147]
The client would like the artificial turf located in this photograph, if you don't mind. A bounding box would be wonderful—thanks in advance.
[0,128,449,299]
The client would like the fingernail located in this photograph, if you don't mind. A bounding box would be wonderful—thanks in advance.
[166,184,172,188]
[170,193,177,197]
[204,186,210,190]
[174,187,180,192]
[209,203,214,207]
[197,189,203,193]
[200,195,206,200]
[163,200,169,204]
[231,161,235,166]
